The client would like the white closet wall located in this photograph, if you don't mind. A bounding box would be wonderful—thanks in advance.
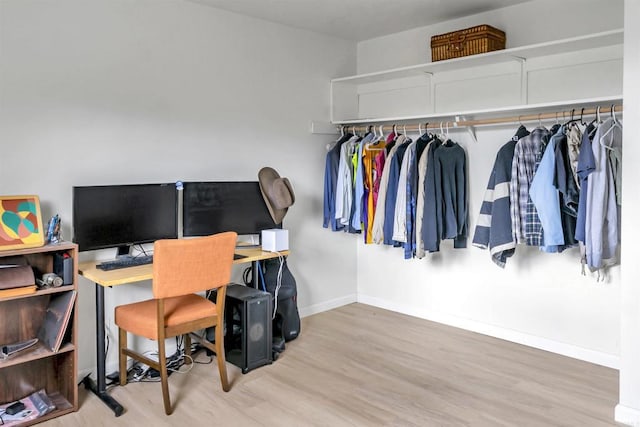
[353,0,623,367]
[616,0,640,424]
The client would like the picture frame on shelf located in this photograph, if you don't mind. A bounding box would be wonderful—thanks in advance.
[0,195,45,251]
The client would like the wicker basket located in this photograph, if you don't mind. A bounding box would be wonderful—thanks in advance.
[431,25,506,62]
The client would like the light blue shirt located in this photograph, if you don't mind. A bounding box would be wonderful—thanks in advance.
[529,126,564,252]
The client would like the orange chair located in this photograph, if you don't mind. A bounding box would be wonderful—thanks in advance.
[115,232,237,415]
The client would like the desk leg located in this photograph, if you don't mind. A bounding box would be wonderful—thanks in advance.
[252,261,259,289]
[83,282,124,417]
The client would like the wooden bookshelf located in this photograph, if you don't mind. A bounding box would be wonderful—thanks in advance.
[0,242,78,424]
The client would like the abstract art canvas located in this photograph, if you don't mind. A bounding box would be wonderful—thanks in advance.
[0,195,45,250]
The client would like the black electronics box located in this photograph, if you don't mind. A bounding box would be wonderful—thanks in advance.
[208,284,272,374]
[53,253,74,285]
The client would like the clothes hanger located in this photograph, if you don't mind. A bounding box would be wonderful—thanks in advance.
[599,105,622,149]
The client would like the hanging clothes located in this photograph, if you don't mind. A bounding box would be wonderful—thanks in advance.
[372,131,397,210]
[392,139,417,245]
[382,135,411,246]
[566,123,582,187]
[473,125,529,267]
[351,132,375,231]
[415,138,437,259]
[371,135,403,244]
[433,140,468,248]
[574,123,596,245]
[510,127,551,246]
[404,133,432,259]
[422,138,443,252]
[362,137,386,243]
[553,125,580,251]
[421,137,468,252]
[323,132,353,231]
[584,117,622,273]
[529,125,565,251]
[334,134,360,232]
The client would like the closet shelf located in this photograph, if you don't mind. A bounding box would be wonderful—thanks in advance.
[333,95,623,126]
[332,29,623,85]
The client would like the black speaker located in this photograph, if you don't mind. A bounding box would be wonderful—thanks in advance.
[208,284,272,374]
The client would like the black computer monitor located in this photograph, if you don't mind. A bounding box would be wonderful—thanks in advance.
[72,183,178,254]
[182,181,277,238]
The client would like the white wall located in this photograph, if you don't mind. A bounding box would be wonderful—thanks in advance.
[354,0,623,368]
[615,1,640,424]
[0,0,358,374]
[358,0,623,74]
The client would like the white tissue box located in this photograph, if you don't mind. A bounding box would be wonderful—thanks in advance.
[261,229,289,252]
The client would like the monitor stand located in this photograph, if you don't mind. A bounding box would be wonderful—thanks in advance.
[116,245,131,257]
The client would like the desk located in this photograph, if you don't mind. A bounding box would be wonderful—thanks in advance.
[78,247,289,417]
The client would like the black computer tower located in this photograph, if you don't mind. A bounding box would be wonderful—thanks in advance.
[209,284,272,374]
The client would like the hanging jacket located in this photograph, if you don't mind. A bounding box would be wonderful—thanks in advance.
[382,138,411,245]
[323,133,353,231]
[585,118,621,272]
[473,125,529,267]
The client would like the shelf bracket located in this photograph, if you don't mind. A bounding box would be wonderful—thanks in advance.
[455,116,478,143]
[519,59,528,105]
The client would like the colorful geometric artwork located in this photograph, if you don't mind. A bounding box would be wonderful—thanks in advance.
[0,195,45,250]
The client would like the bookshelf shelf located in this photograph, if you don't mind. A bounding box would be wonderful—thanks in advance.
[0,242,78,424]
[0,284,75,302]
[0,342,75,369]
[13,392,74,427]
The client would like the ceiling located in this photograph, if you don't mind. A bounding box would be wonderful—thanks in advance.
[187,0,533,41]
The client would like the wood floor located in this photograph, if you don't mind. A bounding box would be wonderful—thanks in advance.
[41,303,620,426]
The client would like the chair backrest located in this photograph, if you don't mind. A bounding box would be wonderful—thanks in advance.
[152,232,237,299]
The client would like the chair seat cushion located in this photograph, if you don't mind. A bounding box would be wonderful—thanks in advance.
[115,294,216,340]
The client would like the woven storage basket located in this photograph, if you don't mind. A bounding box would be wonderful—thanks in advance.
[431,25,506,62]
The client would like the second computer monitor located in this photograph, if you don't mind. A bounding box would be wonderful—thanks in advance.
[182,181,277,238]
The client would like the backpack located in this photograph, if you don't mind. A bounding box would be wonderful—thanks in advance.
[259,258,300,342]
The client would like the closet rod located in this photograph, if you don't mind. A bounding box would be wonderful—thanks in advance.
[344,104,623,133]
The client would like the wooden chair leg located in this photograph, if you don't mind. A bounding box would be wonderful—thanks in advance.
[214,322,229,392]
[184,334,192,365]
[158,339,172,415]
[119,328,128,386]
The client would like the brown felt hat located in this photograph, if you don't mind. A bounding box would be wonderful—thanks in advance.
[258,167,295,225]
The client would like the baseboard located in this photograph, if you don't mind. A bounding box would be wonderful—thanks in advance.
[299,293,357,318]
[78,368,93,382]
[615,404,640,426]
[357,294,619,369]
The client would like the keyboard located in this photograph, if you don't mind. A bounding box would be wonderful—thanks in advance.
[97,255,154,271]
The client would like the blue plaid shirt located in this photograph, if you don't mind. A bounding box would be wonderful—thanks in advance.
[510,128,550,246]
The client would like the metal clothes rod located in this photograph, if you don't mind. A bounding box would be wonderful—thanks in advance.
[342,104,623,133]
